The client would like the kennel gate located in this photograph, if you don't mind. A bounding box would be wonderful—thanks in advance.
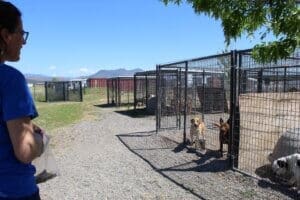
[156,67,186,132]
[156,53,232,150]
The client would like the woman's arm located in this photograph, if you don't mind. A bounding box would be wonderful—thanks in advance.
[6,117,43,164]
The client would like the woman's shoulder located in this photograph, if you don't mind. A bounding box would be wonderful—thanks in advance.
[0,63,25,79]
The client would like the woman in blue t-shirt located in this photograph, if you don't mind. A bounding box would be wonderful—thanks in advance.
[0,1,45,199]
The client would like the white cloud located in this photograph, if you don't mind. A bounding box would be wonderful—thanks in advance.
[49,65,57,70]
[79,67,89,73]
[67,67,96,77]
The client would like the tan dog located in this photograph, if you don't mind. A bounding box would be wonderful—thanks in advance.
[190,117,206,149]
[213,118,230,156]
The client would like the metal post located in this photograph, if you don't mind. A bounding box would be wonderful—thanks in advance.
[230,50,240,168]
[79,81,83,102]
[177,69,180,129]
[202,69,205,119]
[284,67,287,92]
[117,78,121,106]
[63,82,66,101]
[107,79,109,104]
[257,69,263,93]
[134,75,137,110]
[229,51,235,167]
[45,81,48,102]
[183,61,188,144]
[145,74,148,107]
[156,65,160,133]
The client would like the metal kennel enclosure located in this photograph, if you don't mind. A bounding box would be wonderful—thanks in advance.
[45,81,83,102]
[107,77,134,106]
[32,82,46,102]
[235,49,300,178]
[156,49,300,179]
[134,70,157,112]
[156,52,232,153]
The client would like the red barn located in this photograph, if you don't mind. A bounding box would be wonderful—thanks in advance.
[87,78,107,88]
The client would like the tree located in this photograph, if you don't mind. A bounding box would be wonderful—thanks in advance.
[161,0,300,63]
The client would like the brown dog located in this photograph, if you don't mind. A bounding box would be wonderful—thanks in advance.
[213,118,230,155]
[190,117,206,149]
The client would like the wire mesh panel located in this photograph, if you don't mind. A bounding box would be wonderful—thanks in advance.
[107,78,115,104]
[186,53,231,152]
[156,48,300,195]
[157,67,185,131]
[106,77,134,106]
[31,82,46,102]
[235,49,300,179]
[157,52,232,148]
[134,71,157,113]
[68,81,83,101]
[45,81,83,102]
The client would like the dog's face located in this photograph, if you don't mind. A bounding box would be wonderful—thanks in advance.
[191,117,202,128]
[218,118,230,135]
[272,158,289,176]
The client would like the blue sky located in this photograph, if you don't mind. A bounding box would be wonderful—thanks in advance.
[8,0,266,77]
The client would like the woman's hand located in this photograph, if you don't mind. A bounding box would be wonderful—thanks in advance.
[33,123,45,135]
[7,117,44,163]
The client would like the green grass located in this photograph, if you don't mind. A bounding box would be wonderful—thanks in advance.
[33,102,83,131]
[33,87,106,131]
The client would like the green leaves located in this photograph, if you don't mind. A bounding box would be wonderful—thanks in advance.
[161,0,300,62]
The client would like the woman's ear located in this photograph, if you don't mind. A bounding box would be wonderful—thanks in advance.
[0,28,12,44]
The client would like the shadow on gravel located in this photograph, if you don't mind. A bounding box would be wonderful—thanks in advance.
[116,131,229,200]
[114,108,154,118]
[94,104,116,108]
[117,130,298,200]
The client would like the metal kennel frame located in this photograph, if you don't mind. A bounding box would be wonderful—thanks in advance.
[234,49,300,177]
[107,76,134,106]
[156,52,232,150]
[156,48,300,181]
[44,81,83,102]
[133,70,157,111]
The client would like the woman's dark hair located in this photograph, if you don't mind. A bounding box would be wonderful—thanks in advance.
[0,1,22,33]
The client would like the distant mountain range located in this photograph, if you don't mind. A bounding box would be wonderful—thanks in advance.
[25,74,53,83]
[88,68,143,78]
[25,68,144,83]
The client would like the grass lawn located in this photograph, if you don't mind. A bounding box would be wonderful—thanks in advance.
[33,87,106,131]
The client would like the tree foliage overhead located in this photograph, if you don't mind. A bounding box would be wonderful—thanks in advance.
[161,0,300,63]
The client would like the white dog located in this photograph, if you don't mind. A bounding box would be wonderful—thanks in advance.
[272,153,300,190]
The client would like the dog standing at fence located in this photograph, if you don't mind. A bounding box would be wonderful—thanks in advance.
[190,117,206,149]
[272,153,300,190]
[213,118,230,156]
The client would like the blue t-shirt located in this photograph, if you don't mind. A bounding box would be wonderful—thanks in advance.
[0,64,39,198]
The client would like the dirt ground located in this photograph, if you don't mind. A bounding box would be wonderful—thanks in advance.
[38,105,299,200]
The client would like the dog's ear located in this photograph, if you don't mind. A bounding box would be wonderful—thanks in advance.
[277,160,288,168]
[297,159,300,167]
[191,119,194,123]
[220,118,224,123]
[226,118,231,124]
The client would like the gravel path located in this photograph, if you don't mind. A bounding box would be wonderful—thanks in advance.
[38,106,298,200]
